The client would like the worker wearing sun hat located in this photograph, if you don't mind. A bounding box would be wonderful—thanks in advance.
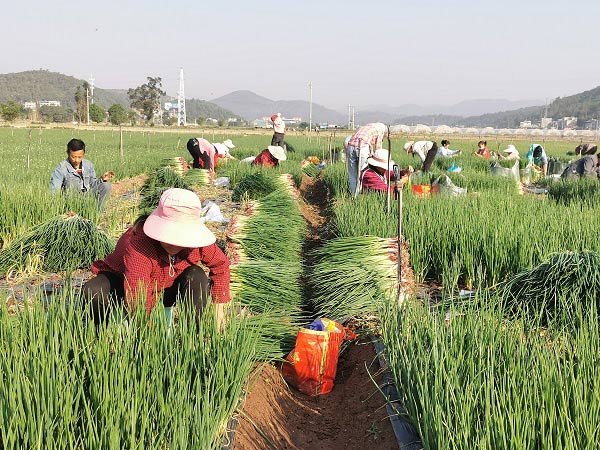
[359,149,413,193]
[252,145,287,167]
[498,144,520,161]
[83,188,231,328]
[404,140,438,172]
[212,139,236,163]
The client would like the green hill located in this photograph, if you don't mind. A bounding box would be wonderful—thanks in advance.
[0,70,129,109]
[0,70,239,121]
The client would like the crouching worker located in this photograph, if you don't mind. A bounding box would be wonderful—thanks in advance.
[50,138,114,209]
[561,154,600,179]
[252,145,287,167]
[81,188,231,328]
[360,149,413,194]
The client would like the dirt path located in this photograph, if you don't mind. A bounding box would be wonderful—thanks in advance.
[233,174,398,450]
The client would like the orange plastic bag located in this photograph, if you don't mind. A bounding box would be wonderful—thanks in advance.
[282,320,357,396]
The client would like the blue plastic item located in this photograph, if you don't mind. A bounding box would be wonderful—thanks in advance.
[448,163,462,173]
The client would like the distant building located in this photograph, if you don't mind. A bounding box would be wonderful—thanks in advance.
[252,119,271,128]
[163,101,178,119]
[540,117,553,128]
[557,116,578,130]
[23,102,37,110]
[38,100,61,107]
[584,119,598,130]
[519,120,533,129]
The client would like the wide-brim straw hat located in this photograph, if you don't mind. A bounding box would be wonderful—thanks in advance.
[367,149,395,170]
[144,188,216,248]
[503,144,519,155]
[267,146,287,161]
[404,141,415,151]
[223,139,235,149]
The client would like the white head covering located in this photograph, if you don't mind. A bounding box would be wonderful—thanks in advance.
[367,149,395,170]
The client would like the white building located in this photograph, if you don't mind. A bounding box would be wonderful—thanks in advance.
[38,100,61,107]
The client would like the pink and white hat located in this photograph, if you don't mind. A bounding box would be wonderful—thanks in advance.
[143,188,216,248]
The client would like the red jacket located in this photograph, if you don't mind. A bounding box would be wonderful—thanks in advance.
[477,147,491,159]
[92,226,230,313]
[252,149,278,167]
[360,168,395,192]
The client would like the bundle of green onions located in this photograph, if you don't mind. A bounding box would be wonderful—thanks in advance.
[231,172,278,201]
[183,168,211,188]
[161,156,188,175]
[0,213,114,275]
[496,250,600,325]
[139,167,192,214]
[309,236,413,322]
[140,167,190,196]
[302,164,321,178]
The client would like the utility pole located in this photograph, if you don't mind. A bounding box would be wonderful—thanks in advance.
[308,81,313,132]
[177,67,187,127]
[89,75,95,104]
[86,87,90,125]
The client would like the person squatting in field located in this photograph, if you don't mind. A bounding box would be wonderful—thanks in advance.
[527,144,549,176]
[251,145,287,167]
[437,140,462,158]
[497,144,520,160]
[472,140,491,159]
[186,138,236,170]
[81,188,231,328]
[404,140,439,172]
[359,149,413,194]
[561,154,600,179]
[270,113,285,147]
[346,122,387,196]
[50,138,114,209]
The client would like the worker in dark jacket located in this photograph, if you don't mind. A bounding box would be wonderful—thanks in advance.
[561,154,600,179]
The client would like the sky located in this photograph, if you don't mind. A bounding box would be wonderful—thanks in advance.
[3,0,600,110]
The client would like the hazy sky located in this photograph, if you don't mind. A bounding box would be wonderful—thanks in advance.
[3,0,599,109]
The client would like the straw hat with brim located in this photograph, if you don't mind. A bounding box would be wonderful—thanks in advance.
[213,143,229,155]
[223,139,235,149]
[404,141,415,151]
[367,149,395,170]
[267,146,287,161]
[144,188,216,248]
[503,145,519,155]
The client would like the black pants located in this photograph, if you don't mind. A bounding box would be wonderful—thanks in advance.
[271,132,285,147]
[187,138,211,169]
[421,142,438,172]
[81,266,210,326]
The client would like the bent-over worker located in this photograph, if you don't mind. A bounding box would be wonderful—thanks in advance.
[252,145,287,167]
[561,154,600,179]
[404,140,439,172]
[346,122,387,195]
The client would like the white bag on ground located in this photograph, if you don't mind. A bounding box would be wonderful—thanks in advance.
[433,175,467,196]
[201,201,226,223]
[213,177,230,187]
[490,160,520,181]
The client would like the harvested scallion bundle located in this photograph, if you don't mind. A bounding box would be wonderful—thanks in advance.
[231,172,279,202]
[183,168,211,187]
[0,213,114,274]
[309,236,407,322]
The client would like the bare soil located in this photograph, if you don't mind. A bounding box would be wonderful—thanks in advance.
[233,174,398,450]
[233,340,398,450]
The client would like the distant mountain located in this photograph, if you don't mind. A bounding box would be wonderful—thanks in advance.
[364,99,544,119]
[211,90,348,124]
[395,87,600,128]
[0,70,130,109]
[0,70,238,121]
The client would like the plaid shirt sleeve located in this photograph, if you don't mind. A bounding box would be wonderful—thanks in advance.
[121,236,159,311]
[198,243,231,303]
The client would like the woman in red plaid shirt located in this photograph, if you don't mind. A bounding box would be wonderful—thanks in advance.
[82,188,231,327]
